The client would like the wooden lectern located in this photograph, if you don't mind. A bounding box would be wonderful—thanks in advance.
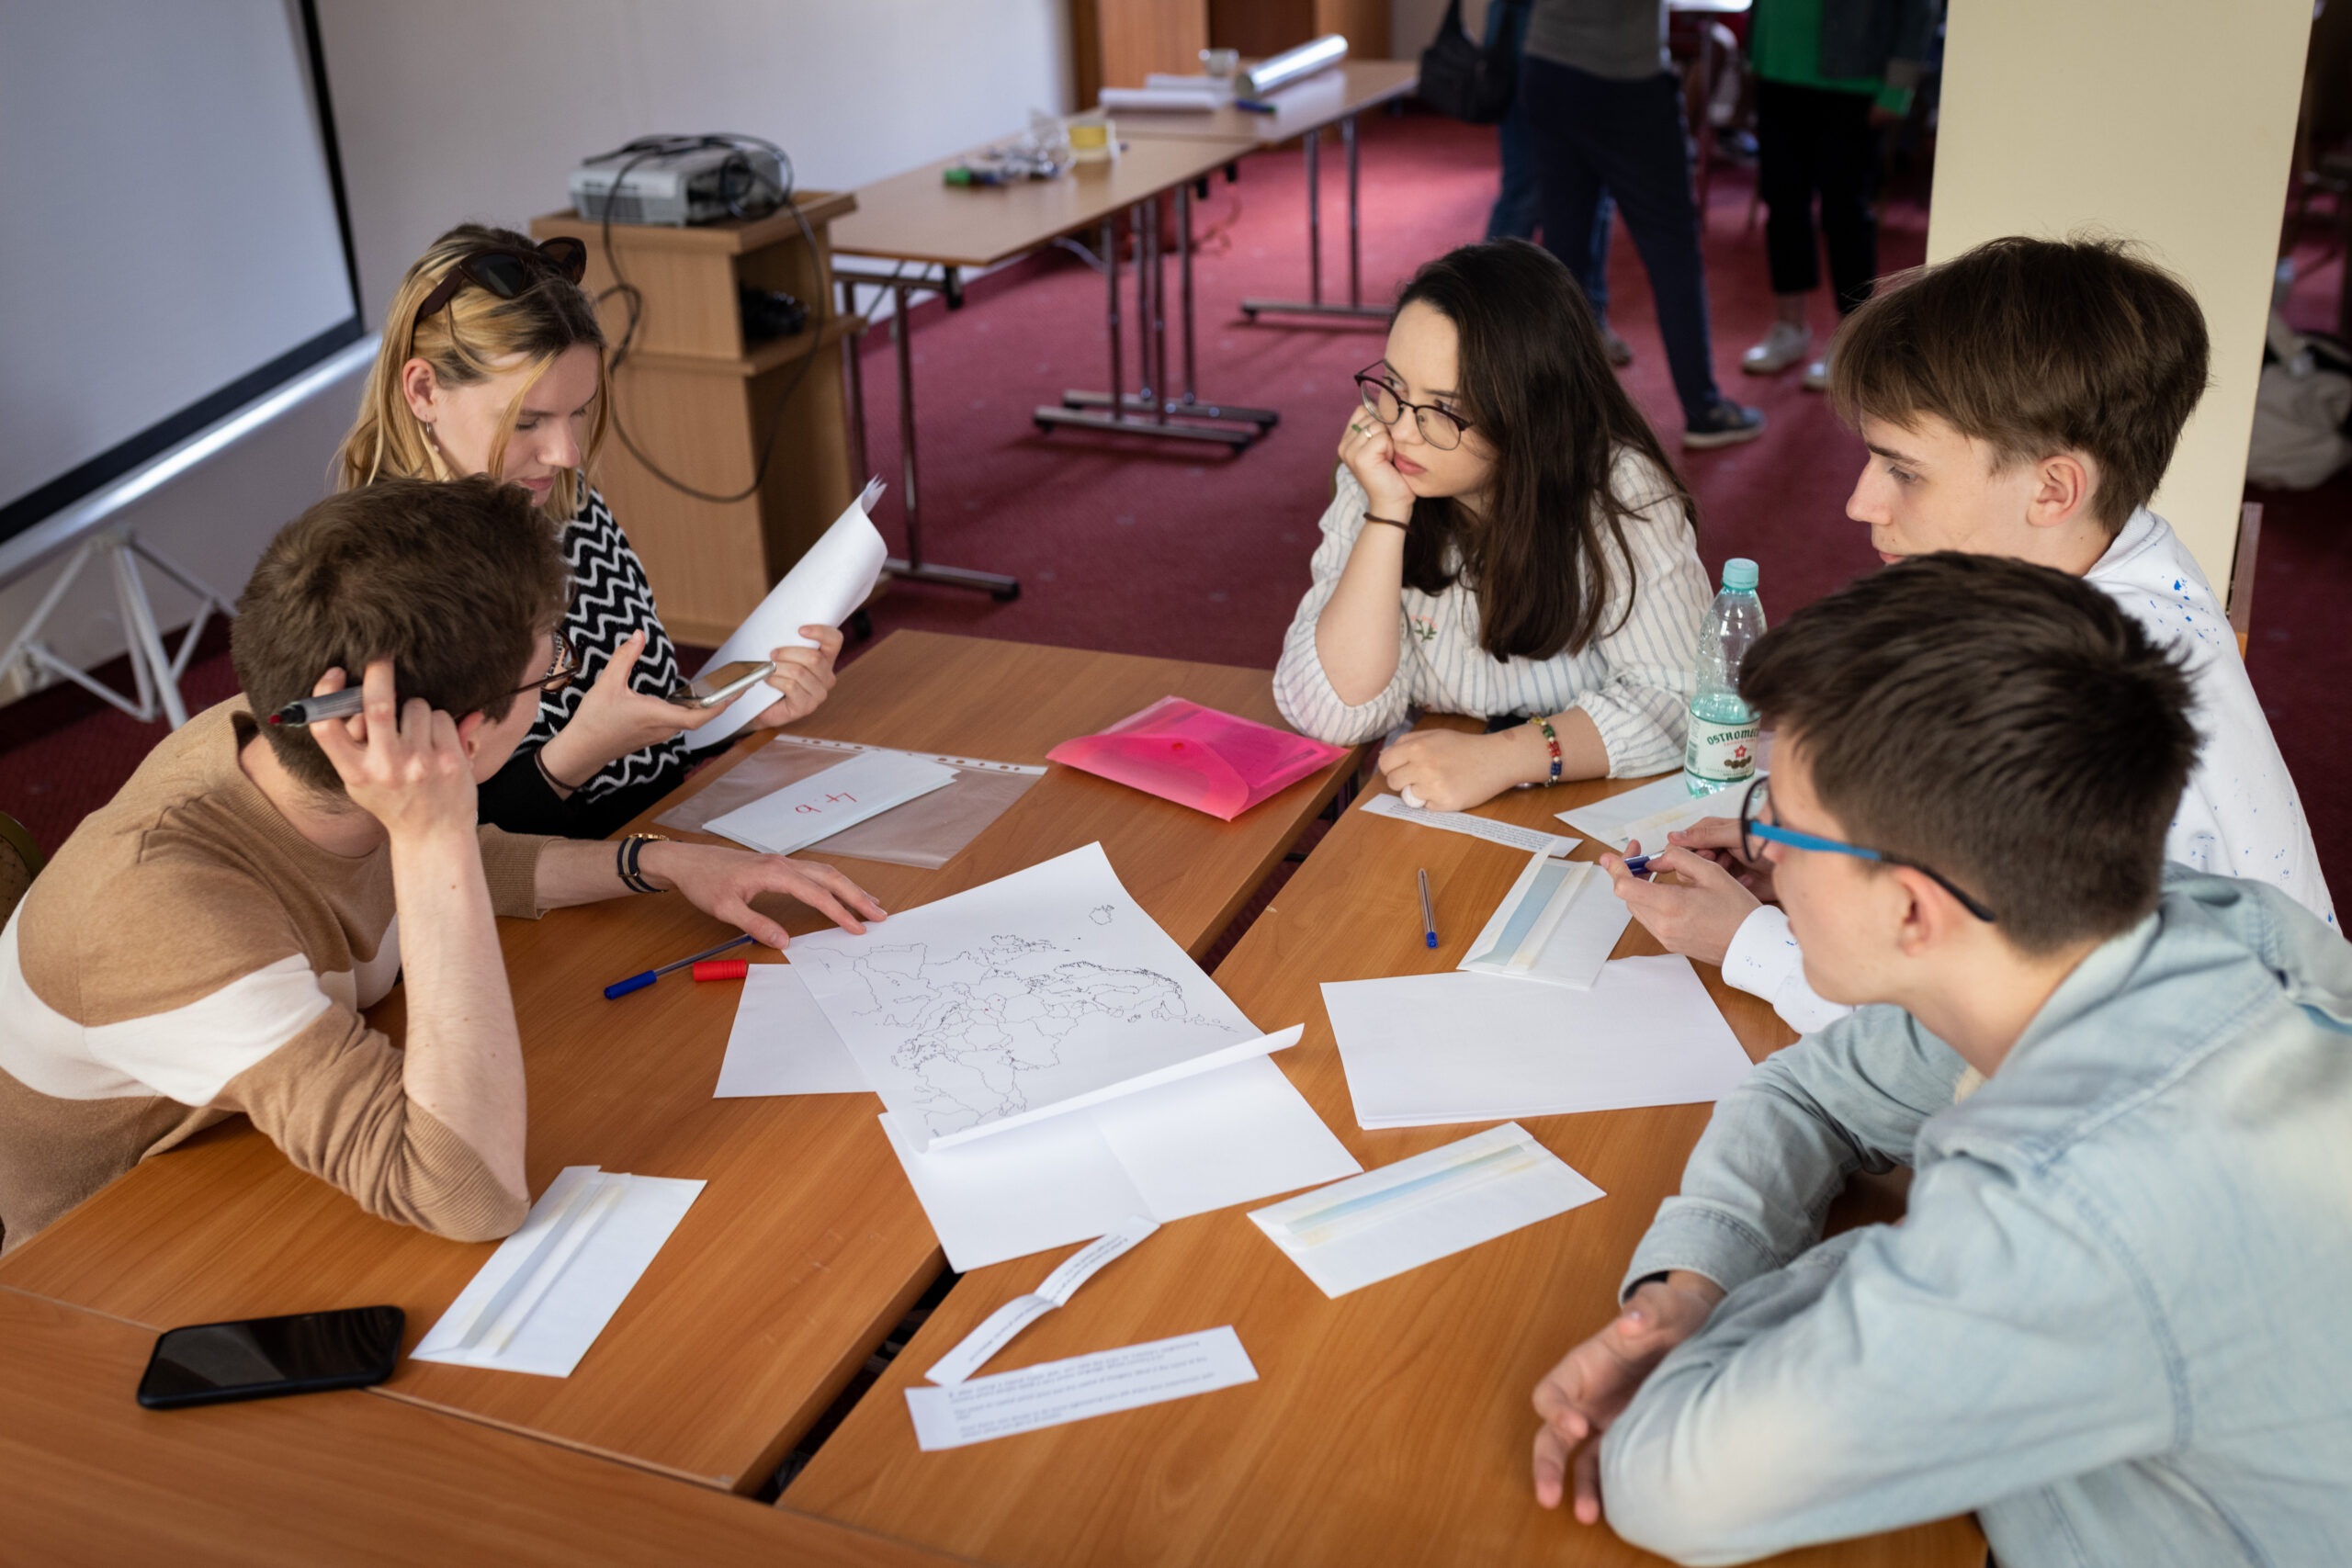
[532,194,861,648]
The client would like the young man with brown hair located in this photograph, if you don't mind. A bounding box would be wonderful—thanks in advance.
[1533,554,2352,1565]
[0,478,883,1253]
[1615,236,2335,1033]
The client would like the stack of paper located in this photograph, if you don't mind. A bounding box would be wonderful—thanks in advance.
[1457,851,1631,990]
[685,479,889,750]
[1046,697,1348,821]
[412,1167,702,1378]
[1250,1123,1603,1297]
[781,843,1363,1268]
[1320,956,1755,1129]
[700,750,956,856]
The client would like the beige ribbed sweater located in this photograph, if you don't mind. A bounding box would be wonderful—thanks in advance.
[0,700,548,1253]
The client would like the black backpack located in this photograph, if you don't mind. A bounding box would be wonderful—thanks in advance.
[1418,0,1526,126]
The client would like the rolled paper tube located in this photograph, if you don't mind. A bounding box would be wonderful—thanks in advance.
[693,959,751,982]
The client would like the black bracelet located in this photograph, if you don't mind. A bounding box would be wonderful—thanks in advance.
[616,833,664,894]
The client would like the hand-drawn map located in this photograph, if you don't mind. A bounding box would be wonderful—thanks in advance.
[786,845,1263,1149]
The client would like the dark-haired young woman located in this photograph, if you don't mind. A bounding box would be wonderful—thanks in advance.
[1273,240,1709,813]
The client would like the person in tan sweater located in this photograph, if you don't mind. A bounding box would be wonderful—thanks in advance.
[0,477,884,1254]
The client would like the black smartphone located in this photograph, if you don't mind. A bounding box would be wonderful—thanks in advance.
[135,1304,404,1410]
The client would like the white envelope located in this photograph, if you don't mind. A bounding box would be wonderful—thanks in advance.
[1457,852,1631,990]
[411,1166,703,1378]
[1249,1123,1604,1297]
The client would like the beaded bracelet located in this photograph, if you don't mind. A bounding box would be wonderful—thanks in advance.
[1529,716,1563,786]
[616,833,665,894]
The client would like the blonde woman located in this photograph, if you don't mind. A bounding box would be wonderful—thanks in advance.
[335,223,841,837]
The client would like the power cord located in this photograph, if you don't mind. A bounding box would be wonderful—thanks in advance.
[585,133,829,505]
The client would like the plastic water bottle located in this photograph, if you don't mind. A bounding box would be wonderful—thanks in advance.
[1683,558,1766,795]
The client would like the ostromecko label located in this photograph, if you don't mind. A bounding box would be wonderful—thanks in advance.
[1683,718,1761,784]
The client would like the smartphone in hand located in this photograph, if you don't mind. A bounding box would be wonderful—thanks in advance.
[665,660,775,709]
[135,1305,404,1409]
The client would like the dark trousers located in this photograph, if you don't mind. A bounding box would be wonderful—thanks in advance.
[1756,78,1882,316]
[1520,53,1724,426]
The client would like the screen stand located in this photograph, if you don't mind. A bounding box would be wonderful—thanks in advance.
[0,526,227,728]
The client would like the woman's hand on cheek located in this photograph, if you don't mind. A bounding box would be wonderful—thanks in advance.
[1376,727,1540,814]
[1337,412,1417,521]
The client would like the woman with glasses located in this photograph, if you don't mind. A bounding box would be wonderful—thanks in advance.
[333,224,842,839]
[1273,240,1711,811]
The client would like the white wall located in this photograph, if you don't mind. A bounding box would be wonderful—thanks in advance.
[1927,0,2311,592]
[314,0,1075,323]
[0,0,1072,707]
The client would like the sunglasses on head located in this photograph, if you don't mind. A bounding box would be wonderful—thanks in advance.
[409,238,588,331]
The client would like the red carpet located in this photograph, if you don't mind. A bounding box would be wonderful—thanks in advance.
[3,110,2342,899]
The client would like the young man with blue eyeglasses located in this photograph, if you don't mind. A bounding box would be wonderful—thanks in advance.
[1531,551,2352,1565]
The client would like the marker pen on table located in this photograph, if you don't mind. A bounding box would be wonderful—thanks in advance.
[1418,867,1438,949]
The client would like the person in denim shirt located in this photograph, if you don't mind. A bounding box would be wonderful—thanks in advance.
[1531,553,2352,1565]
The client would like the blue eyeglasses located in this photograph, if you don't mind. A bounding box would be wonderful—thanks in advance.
[1737,776,1996,923]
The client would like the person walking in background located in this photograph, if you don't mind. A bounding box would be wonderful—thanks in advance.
[1518,0,1765,449]
[1486,0,1634,367]
[1740,0,1935,389]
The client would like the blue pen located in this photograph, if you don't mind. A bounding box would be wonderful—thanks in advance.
[1234,97,1279,113]
[1621,852,1657,874]
[1418,867,1438,949]
[604,932,756,999]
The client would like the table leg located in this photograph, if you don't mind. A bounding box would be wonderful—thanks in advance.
[839,276,868,482]
[1241,113,1388,325]
[882,278,1020,600]
[1040,209,1255,449]
[1149,194,1170,425]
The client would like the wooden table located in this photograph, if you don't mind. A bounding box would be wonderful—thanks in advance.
[831,131,1269,598]
[0,632,1355,1498]
[0,1288,962,1567]
[782,723,1985,1566]
[1116,59,1421,326]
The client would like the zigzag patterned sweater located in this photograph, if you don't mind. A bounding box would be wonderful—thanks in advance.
[478,484,692,839]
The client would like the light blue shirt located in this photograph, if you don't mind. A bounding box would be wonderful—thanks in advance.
[1602,869,2352,1566]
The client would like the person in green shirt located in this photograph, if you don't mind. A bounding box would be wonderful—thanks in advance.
[1738,0,1936,390]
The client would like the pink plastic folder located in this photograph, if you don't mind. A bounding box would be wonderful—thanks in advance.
[1047,696,1350,821]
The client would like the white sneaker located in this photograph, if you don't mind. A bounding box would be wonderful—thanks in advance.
[1741,321,1812,376]
[1800,355,1830,392]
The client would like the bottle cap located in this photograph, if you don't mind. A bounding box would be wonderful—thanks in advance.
[1722,558,1759,592]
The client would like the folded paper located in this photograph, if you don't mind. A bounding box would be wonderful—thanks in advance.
[925,1215,1158,1384]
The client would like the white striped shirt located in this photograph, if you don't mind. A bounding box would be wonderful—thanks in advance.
[1272,453,1710,775]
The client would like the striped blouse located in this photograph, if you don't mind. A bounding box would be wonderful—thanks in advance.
[1272,453,1709,776]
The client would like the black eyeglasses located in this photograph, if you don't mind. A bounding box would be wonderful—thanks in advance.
[1354,363,1476,452]
[1737,776,1997,923]
[411,238,589,332]
[514,632,581,700]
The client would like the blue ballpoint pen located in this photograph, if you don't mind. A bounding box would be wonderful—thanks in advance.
[604,932,756,999]
[1418,867,1438,949]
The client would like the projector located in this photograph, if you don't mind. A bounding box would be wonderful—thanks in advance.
[569,140,784,226]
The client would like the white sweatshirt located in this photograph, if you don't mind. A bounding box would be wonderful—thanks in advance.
[1723,507,2336,1035]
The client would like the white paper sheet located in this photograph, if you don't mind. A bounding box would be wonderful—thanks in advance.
[1458,852,1633,990]
[786,842,1288,1153]
[876,1052,1361,1270]
[1321,957,1756,1129]
[1250,1123,1603,1297]
[412,1167,703,1378]
[713,964,870,1098]
[1363,791,1577,857]
[925,1215,1158,1385]
[700,750,957,856]
[685,479,889,750]
[905,1326,1258,1450]
[1557,773,1744,852]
